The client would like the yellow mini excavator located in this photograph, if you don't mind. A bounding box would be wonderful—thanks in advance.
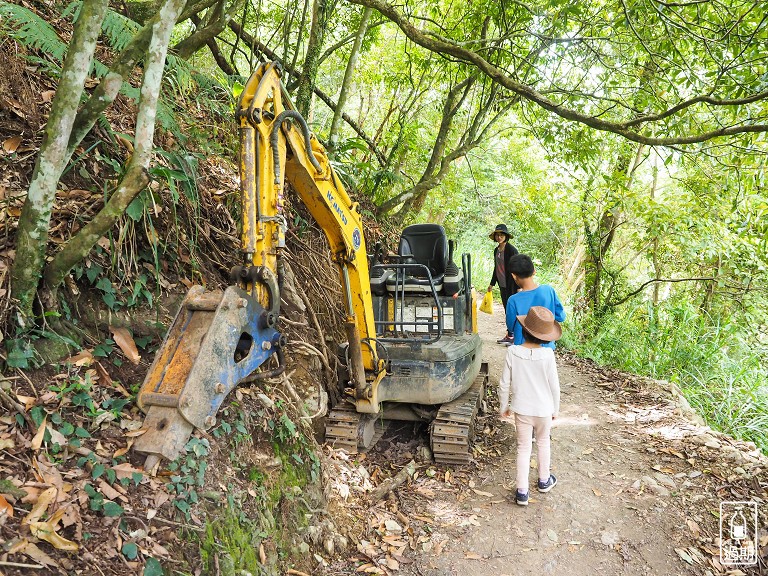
[133,62,487,470]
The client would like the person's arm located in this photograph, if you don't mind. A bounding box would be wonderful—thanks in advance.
[548,355,561,418]
[498,353,512,416]
[505,297,517,339]
[488,247,498,291]
[552,288,566,322]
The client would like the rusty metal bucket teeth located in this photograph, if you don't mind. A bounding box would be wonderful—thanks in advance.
[134,285,281,466]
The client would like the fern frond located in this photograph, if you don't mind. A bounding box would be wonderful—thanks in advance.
[100,7,139,52]
[156,98,180,134]
[165,54,194,95]
[61,2,139,55]
[0,1,67,63]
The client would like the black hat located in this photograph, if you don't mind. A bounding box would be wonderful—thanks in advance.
[489,224,511,241]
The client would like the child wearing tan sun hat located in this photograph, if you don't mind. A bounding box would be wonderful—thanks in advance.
[498,306,561,506]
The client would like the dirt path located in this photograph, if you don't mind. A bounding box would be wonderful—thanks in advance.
[323,302,767,575]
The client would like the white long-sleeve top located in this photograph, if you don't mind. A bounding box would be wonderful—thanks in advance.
[498,345,560,417]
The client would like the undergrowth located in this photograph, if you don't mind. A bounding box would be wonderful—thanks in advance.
[567,301,768,452]
[192,399,320,575]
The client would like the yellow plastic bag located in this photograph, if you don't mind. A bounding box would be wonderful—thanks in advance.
[479,291,494,314]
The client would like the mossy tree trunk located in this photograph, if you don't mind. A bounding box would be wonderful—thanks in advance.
[68,0,219,161]
[44,0,188,294]
[295,0,335,118]
[9,0,109,325]
[327,6,372,153]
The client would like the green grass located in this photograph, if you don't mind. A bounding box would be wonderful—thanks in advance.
[571,302,768,452]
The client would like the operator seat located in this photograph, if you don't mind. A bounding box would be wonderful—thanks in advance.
[386,223,448,293]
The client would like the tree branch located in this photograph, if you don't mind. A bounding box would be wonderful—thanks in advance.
[606,277,715,307]
[347,0,768,147]
[227,20,387,166]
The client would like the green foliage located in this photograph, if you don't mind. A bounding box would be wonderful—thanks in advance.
[199,504,268,574]
[573,300,768,451]
[98,5,140,51]
[166,437,210,521]
[0,2,67,66]
[142,558,164,576]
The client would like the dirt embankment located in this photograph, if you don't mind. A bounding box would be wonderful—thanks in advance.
[321,302,767,576]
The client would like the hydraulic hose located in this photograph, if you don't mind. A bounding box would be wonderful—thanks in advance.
[269,110,324,183]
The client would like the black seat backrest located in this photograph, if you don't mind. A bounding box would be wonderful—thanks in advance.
[398,224,448,278]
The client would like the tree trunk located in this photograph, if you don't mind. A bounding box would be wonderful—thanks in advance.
[44,0,187,292]
[327,6,372,152]
[10,0,109,323]
[173,0,245,60]
[67,0,212,161]
[295,0,334,118]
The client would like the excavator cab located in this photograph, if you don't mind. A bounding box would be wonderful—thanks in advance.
[327,224,487,463]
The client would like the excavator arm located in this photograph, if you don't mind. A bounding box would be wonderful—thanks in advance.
[236,62,384,407]
[134,62,384,469]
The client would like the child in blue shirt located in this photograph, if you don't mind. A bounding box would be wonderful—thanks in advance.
[505,254,566,350]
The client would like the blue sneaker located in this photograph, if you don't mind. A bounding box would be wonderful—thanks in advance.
[515,490,529,506]
[537,474,557,493]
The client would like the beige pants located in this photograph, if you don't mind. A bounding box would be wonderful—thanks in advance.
[515,414,552,492]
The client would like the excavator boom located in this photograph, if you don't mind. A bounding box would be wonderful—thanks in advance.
[134,62,383,468]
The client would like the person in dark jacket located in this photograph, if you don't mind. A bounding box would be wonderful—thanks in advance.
[486,224,519,343]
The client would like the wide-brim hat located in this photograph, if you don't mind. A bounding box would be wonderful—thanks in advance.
[516,306,562,342]
[489,223,511,241]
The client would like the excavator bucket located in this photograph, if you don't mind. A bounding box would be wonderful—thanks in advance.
[133,285,281,467]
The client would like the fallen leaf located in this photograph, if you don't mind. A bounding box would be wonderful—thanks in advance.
[29,520,79,551]
[20,541,59,567]
[94,361,113,386]
[0,493,13,517]
[547,529,558,542]
[675,547,693,565]
[22,487,57,525]
[111,462,143,480]
[110,327,140,364]
[98,480,122,501]
[31,417,48,451]
[64,349,93,367]
[0,437,15,451]
[471,488,494,497]
[3,136,22,153]
[15,394,36,411]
